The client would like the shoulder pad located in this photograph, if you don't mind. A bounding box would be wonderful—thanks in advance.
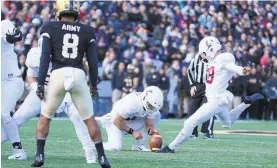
[26,48,41,68]
[219,52,235,65]
[40,21,52,38]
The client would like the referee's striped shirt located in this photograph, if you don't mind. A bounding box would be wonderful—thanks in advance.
[187,53,208,86]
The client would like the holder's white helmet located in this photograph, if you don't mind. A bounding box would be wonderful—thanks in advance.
[141,86,163,113]
[198,36,222,62]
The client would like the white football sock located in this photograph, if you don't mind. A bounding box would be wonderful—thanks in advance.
[229,103,251,124]
[69,115,94,153]
[1,128,8,143]
[168,127,191,150]
[1,115,21,143]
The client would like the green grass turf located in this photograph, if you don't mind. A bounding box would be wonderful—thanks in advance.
[1,120,277,168]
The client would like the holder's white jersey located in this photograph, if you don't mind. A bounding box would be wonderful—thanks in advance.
[26,47,51,83]
[1,20,21,81]
[205,52,244,99]
[111,92,157,120]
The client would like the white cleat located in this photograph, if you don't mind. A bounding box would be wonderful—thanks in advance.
[8,148,27,160]
[132,145,151,152]
[85,150,97,164]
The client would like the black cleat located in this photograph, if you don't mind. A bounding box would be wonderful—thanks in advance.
[244,93,264,104]
[156,145,175,153]
[98,155,111,168]
[31,154,44,167]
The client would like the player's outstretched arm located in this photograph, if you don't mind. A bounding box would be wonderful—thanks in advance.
[86,33,98,88]
[221,53,249,76]
[224,63,250,76]
[37,37,51,86]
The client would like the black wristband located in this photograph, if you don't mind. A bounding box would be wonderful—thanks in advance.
[148,128,152,135]
[128,128,134,134]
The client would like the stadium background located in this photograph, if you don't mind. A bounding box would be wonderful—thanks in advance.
[2,1,277,120]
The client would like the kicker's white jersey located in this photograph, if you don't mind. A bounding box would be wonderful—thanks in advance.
[1,20,21,81]
[112,92,157,119]
[205,52,244,99]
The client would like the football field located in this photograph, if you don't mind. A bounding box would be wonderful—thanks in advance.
[2,119,277,168]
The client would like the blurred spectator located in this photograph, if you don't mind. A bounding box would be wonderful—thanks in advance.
[245,67,262,119]
[262,69,277,120]
[158,68,170,117]
[260,48,270,68]
[146,66,160,87]
[122,64,138,97]
[18,53,27,81]
[132,58,144,92]
[111,62,125,105]
[177,66,190,118]
[102,49,117,80]
[228,73,244,117]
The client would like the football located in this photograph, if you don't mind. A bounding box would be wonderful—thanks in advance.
[149,133,163,152]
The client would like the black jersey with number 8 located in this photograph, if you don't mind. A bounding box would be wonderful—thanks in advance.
[40,21,96,72]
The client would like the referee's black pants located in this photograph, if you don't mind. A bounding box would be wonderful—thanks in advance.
[188,83,215,136]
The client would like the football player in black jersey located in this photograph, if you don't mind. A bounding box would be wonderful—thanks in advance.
[32,0,110,167]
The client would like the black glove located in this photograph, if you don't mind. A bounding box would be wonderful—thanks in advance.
[36,85,45,100]
[6,28,22,44]
[90,86,99,100]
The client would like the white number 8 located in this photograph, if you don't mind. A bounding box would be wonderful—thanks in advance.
[62,33,79,59]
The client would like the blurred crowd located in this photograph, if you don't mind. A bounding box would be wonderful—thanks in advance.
[2,1,277,120]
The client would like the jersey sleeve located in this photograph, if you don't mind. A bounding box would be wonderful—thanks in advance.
[86,26,98,87]
[219,53,235,65]
[221,53,244,75]
[40,21,52,39]
[117,94,137,119]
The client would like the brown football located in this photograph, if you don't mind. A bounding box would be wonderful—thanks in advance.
[149,134,162,152]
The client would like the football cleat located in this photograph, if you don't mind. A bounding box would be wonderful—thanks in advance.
[155,145,175,153]
[98,155,111,168]
[8,148,27,160]
[131,145,151,152]
[85,150,97,164]
[244,93,264,104]
[203,133,214,139]
[31,153,44,167]
[190,134,199,139]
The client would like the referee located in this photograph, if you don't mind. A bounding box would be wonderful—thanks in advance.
[187,53,215,139]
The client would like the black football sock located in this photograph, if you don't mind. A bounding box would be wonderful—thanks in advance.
[94,141,105,157]
[12,142,22,149]
[36,138,46,156]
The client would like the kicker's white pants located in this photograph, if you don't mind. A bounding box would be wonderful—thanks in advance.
[169,93,250,150]
[103,112,161,151]
[1,77,24,143]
